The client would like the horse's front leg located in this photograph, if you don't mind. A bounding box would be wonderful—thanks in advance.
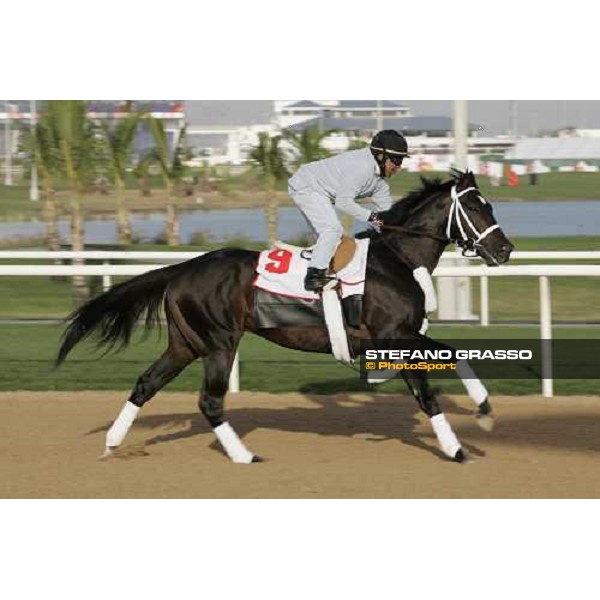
[455,360,494,431]
[369,333,495,432]
[413,316,494,431]
[401,370,469,463]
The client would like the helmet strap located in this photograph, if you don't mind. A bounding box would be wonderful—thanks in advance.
[376,152,387,178]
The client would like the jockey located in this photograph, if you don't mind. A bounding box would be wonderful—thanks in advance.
[288,129,410,292]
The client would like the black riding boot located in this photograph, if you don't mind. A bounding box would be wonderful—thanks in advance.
[304,267,334,292]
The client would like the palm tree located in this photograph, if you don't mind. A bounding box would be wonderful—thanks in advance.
[347,136,369,151]
[283,126,337,169]
[21,115,62,252]
[133,157,152,197]
[146,117,187,246]
[249,132,289,245]
[100,111,143,245]
[45,100,97,304]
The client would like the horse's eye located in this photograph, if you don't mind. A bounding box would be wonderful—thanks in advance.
[466,205,479,213]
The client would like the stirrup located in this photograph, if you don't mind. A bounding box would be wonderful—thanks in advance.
[304,268,336,292]
[321,278,339,292]
[304,277,337,293]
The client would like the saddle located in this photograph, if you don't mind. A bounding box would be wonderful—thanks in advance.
[276,235,357,276]
[329,236,357,273]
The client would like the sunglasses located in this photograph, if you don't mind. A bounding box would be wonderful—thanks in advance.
[388,155,405,166]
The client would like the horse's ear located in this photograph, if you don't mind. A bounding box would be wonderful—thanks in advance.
[466,170,477,185]
[449,167,464,181]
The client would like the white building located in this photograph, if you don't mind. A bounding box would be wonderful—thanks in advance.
[182,101,521,170]
[186,123,278,166]
[558,128,600,138]
[505,137,600,164]
[273,100,518,168]
[0,100,185,163]
[274,100,411,129]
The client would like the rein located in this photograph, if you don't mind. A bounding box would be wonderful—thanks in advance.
[381,223,448,243]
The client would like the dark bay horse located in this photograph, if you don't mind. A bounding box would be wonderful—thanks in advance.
[57,170,513,463]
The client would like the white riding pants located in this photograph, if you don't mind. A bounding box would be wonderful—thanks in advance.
[289,186,343,270]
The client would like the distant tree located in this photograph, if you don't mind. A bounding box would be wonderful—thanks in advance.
[133,156,152,197]
[100,111,144,245]
[21,116,61,253]
[249,132,289,245]
[44,100,98,304]
[20,101,107,302]
[347,136,369,151]
[146,117,187,245]
[283,126,338,169]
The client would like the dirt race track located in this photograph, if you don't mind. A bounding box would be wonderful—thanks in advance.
[1,390,600,498]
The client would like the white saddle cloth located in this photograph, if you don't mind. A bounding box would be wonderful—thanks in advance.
[254,238,370,300]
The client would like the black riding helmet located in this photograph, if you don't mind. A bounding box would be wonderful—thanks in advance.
[370,130,410,177]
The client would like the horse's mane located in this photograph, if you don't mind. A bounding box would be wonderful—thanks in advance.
[356,174,455,240]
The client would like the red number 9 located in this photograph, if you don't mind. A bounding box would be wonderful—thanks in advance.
[265,248,292,274]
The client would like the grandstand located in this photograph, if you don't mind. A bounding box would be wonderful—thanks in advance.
[506,137,600,166]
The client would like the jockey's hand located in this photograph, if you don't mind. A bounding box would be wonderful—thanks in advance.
[368,212,384,233]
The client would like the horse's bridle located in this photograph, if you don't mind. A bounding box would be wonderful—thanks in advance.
[381,184,501,259]
[446,185,499,257]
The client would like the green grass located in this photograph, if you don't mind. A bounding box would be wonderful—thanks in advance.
[0,323,597,395]
[0,184,42,220]
[472,277,600,322]
[0,277,77,318]
[387,170,600,201]
[510,236,600,251]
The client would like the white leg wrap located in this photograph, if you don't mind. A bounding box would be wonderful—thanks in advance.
[413,266,437,313]
[106,401,140,448]
[455,360,488,406]
[431,413,461,458]
[214,422,254,464]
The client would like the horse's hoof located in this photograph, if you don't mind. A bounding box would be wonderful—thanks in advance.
[251,455,265,463]
[453,448,473,464]
[478,399,492,414]
[476,413,495,432]
[98,446,116,461]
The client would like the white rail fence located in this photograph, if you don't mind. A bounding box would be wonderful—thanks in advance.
[1,251,599,398]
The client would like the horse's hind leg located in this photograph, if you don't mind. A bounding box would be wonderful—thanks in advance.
[199,345,258,464]
[401,370,469,463]
[102,340,196,458]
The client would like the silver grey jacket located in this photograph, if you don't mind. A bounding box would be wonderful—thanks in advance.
[288,148,394,221]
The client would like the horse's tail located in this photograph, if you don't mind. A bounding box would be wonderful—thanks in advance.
[56,260,192,366]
